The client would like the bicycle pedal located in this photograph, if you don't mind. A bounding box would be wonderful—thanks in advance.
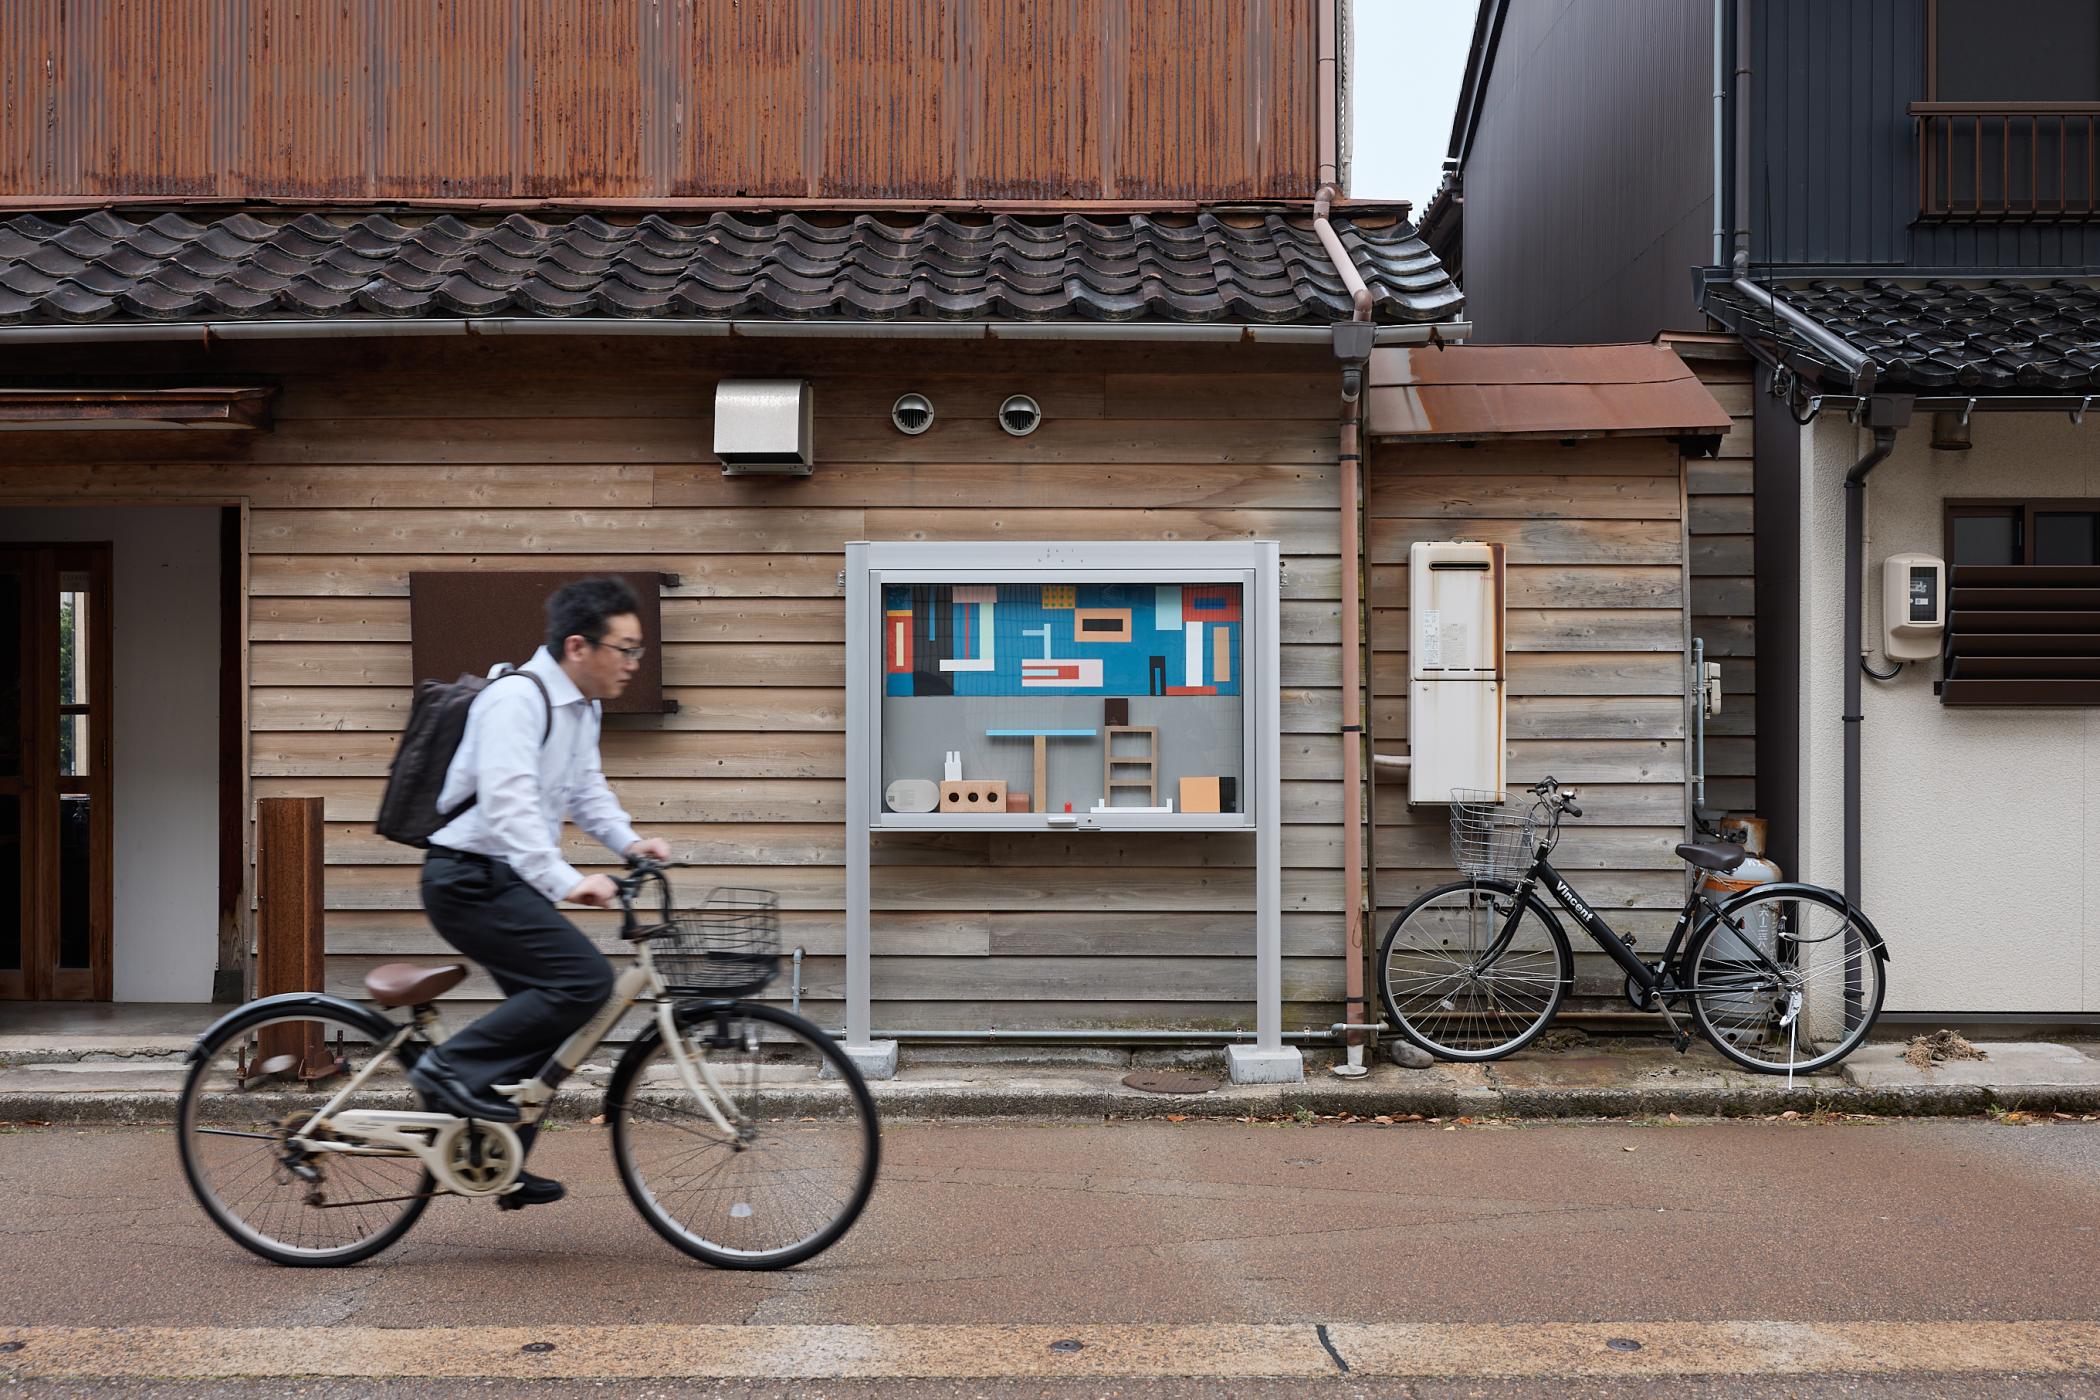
[1670,1030,1693,1053]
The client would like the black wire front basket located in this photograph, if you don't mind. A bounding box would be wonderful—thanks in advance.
[640,886,781,998]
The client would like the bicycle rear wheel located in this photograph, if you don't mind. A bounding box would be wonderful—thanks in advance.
[609,1001,879,1270]
[1686,886,1887,1074]
[1377,878,1573,1061]
[178,1002,434,1266]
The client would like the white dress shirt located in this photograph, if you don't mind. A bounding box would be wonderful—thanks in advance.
[427,647,640,903]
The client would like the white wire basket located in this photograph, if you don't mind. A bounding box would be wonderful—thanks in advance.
[1447,789,1542,880]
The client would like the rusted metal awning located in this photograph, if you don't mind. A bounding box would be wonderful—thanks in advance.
[0,387,274,430]
[1364,343,1731,443]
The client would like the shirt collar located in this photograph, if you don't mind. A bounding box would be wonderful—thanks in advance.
[520,646,588,708]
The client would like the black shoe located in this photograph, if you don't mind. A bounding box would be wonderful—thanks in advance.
[497,1172,566,1211]
[406,1053,520,1123]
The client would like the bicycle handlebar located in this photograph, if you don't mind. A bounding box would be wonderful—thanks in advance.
[1529,775,1582,820]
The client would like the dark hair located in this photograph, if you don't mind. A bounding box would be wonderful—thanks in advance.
[545,576,642,654]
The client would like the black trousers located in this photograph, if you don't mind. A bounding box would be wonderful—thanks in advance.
[419,850,616,1129]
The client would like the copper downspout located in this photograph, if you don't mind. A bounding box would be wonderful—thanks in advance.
[1316,0,1373,1074]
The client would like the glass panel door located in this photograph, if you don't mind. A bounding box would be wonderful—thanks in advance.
[0,545,111,1000]
[0,553,25,997]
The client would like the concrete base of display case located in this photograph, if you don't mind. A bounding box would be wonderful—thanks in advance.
[1225,1044,1305,1085]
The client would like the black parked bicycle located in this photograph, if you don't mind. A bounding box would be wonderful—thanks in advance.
[1376,777,1888,1076]
[178,859,878,1268]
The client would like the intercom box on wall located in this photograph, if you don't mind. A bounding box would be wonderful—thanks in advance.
[1882,553,1946,661]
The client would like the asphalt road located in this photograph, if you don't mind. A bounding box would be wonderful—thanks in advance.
[4,1114,2098,1396]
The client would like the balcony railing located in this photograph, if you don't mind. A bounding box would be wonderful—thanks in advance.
[1913,102,2100,220]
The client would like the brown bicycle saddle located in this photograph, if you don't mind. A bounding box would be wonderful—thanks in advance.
[363,962,467,1007]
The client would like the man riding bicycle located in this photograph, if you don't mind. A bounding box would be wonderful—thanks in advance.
[408,576,670,1209]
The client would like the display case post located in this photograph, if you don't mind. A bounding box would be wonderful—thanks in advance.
[839,543,897,1079]
[1227,540,1304,1084]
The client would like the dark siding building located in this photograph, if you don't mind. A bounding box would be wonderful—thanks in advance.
[1430,0,1720,343]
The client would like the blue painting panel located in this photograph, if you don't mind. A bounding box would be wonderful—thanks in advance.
[881,583,1240,697]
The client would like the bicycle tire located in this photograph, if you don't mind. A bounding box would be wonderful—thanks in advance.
[178,1000,435,1267]
[608,1000,879,1270]
[1377,877,1574,1062]
[1685,884,1887,1075]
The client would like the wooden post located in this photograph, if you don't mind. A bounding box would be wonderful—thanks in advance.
[256,797,326,1071]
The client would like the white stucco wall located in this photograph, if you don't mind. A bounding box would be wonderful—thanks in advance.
[1,507,220,1001]
[1798,414,2100,1012]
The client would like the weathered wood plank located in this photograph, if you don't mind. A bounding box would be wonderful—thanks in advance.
[654,460,1341,510]
[1370,608,1686,653]
[1692,577,1755,615]
[259,775,1350,825]
[858,508,1338,553]
[251,553,848,598]
[1369,652,1689,697]
[1364,473,1683,520]
[321,863,1345,913]
[1371,565,1685,609]
[321,908,995,958]
[321,953,1344,1004]
[1689,495,1753,534]
[235,417,1340,466]
[1368,518,1683,566]
[1371,442,1679,477]
[321,821,1349,870]
[0,462,656,508]
[251,639,1343,690]
[1373,695,1687,741]
[251,508,868,555]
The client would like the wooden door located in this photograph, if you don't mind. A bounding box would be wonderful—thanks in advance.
[0,545,112,1001]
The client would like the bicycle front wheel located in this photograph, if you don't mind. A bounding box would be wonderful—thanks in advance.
[1686,886,1887,1074]
[609,1001,879,1270]
[178,1002,434,1267]
[1377,878,1573,1061]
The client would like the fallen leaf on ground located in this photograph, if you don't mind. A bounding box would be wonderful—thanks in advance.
[1165,1114,1188,1123]
[588,1114,606,1126]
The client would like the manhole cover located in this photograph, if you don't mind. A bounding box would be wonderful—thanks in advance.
[1121,1070,1220,1095]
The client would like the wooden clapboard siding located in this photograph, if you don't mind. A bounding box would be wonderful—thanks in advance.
[1666,337,1759,817]
[1365,436,1692,1005]
[0,335,1350,1033]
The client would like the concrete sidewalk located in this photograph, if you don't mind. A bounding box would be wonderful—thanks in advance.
[5,1024,2100,1123]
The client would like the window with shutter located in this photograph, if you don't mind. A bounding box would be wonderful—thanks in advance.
[1940,500,2100,705]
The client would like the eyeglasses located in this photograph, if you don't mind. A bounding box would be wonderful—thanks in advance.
[587,639,648,662]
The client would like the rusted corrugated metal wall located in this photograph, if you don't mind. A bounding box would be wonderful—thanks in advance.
[1,0,1318,203]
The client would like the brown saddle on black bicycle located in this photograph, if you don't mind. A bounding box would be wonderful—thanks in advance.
[1675,841,1747,874]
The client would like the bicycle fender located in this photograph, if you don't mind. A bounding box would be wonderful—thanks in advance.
[185,992,400,1063]
[1712,882,1891,961]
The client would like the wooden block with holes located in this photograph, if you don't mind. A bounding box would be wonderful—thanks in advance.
[938,780,1008,812]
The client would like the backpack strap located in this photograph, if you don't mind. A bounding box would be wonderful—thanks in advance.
[436,666,556,825]
[499,666,555,746]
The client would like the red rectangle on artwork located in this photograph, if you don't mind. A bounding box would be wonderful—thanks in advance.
[887,615,912,673]
[1163,685,1219,696]
[1182,585,1243,622]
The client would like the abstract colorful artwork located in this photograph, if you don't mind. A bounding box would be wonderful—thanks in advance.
[883,583,1243,698]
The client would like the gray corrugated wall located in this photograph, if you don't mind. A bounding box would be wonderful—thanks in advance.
[1457,0,1717,344]
[1753,0,2100,270]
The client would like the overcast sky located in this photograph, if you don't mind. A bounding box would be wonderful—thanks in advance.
[1349,0,1480,208]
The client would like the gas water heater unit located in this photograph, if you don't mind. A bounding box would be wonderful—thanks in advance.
[1407,540,1508,804]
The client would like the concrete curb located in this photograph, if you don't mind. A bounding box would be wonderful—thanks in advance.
[5,1076,2097,1126]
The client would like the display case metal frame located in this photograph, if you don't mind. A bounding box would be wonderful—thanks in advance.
[841,540,1296,1083]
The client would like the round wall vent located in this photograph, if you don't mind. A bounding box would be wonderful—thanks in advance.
[997,394,1042,437]
[890,393,935,436]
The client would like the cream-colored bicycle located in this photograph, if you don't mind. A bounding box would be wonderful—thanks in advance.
[178,860,879,1269]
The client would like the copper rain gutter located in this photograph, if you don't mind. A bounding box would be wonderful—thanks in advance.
[1314,0,1376,1080]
